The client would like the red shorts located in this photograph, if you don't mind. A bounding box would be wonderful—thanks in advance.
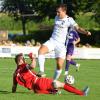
[33,78,54,94]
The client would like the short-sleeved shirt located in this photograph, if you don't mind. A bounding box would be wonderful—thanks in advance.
[51,16,78,44]
[14,63,37,90]
[13,64,55,94]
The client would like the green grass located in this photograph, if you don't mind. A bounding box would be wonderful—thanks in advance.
[0,58,100,100]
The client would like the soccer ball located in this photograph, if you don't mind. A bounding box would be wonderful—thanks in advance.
[65,75,75,84]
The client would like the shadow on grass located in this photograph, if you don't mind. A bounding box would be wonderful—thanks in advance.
[15,91,34,94]
[0,90,79,96]
[0,90,34,94]
[0,90,11,94]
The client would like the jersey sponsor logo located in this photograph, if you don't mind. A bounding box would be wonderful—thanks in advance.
[61,20,65,25]
[54,23,63,29]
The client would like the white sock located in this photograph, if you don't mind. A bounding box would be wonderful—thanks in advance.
[38,55,45,72]
[53,69,62,81]
[64,71,68,75]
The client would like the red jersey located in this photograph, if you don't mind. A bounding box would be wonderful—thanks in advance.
[14,63,38,90]
[13,63,55,94]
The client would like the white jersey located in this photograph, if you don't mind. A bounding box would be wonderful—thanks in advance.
[51,15,78,44]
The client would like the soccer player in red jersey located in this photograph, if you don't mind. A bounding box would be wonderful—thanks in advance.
[12,53,89,96]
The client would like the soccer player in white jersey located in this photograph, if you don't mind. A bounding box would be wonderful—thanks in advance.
[38,4,91,81]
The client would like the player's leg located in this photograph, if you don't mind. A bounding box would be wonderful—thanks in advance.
[38,45,49,76]
[65,44,80,74]
[53,58,64,80]
[64,44,73,75]
[38,39,55,77]
[65,54,72,75]
[33,78,50,94]
[53,45,66,81]
[65,57,80,74]
[38,45,48,71]
[53,81,89,96]
[34,78,55,94]
[70,59,76,66]
[70,59,80,71]
[69,45,80,71]
[68,44,75,66]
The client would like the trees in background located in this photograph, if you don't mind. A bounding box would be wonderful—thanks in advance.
[1,0,100,35]
[74,0,100,25]
[1,0,57,35]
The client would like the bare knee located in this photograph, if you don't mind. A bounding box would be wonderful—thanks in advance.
[38,45,49,55]
[56,58,65,70]
[52,80,64,89]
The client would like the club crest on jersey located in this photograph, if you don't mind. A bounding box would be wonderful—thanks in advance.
[61,20,65,25]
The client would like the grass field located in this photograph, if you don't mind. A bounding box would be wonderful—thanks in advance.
[0,58,100,100]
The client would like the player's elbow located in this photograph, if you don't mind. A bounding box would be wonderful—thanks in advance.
[74,25,80,31]
[75,25,82,33]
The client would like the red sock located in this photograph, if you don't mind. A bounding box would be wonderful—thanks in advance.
[64,84,84,96]
[28,52,33,59]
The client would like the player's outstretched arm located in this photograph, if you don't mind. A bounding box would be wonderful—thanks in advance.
[12,73,17,93]
[28,53,36,69]
[74,25,91,36]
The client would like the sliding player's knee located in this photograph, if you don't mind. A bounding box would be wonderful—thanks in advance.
[52,81,64,89]
[52,81,58,89]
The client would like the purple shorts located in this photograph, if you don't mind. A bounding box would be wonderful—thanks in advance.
[66,43,74,56]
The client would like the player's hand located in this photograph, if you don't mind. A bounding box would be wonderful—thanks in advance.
[28,52,35,60]
[86,31,91,36]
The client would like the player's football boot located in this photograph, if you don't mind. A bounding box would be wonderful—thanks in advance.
[37,71,46,77]
[83,86,90,96]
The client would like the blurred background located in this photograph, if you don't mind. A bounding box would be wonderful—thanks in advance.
[0,0,99,47]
